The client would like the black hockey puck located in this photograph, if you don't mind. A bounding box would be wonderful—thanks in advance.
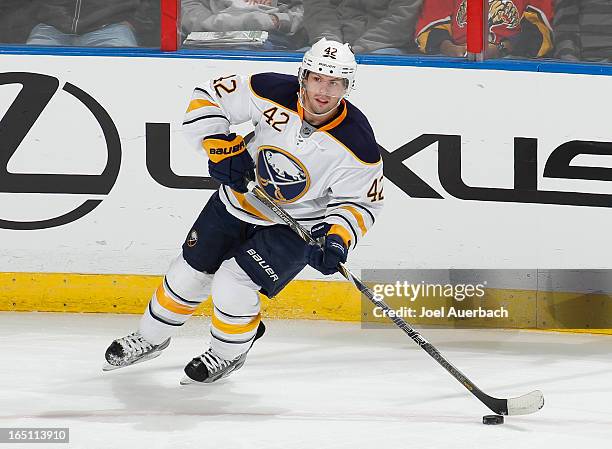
[482,414,504,425]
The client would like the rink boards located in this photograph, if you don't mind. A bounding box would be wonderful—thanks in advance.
[0,54,611,329]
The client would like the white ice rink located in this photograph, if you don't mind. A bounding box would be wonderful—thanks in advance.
[1,312,611,449]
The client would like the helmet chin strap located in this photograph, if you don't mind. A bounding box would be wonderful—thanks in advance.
[298,86,343,119]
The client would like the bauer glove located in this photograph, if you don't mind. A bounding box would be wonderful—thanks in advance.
[307,222,349,275]
[204,133,255,193]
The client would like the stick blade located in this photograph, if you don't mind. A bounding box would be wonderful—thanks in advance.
[506,390,545,416]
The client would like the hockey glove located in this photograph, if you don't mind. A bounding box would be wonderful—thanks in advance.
[204,133,255,193]
[307,223,349,275]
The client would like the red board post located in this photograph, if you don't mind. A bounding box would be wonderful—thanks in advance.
[161,0,179,52]
[467,0,486,61]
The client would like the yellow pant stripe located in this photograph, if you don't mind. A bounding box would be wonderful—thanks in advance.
[155,284,197,315]
[212,312,261,335]
[340,206,368,235]
[187,99,219,112]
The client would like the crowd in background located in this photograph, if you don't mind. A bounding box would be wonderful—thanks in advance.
[0,0,611,63]
[0,1,160,48]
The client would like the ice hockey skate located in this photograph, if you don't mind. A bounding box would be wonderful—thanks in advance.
[180,321,265,385]
[103,332,171,371]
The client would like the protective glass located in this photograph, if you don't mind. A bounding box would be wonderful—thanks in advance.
[0,0,160,47]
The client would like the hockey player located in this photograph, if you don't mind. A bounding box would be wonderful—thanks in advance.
[104,38,384,384]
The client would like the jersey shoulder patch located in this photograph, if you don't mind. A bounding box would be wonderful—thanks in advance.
[250,73,299,112]
[326,102,381,164]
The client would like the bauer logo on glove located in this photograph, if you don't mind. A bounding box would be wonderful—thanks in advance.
[204,134,247,163]
[203,133,255,193]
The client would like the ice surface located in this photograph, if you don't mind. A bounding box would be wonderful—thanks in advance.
[0,312,611,449]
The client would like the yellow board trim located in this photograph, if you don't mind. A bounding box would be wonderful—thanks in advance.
[538,329,612,336]
[212,312,261,334]
[1,273,611,335]
[0,272,361,320]
[187,99,219,112]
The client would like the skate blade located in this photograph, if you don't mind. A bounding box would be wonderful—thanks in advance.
[102,362,123,372]
[180,376,198,385]
[102,351,162,372]
[179,375,233,386]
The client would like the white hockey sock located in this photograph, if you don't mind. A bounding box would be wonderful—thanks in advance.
[139,255,213,345]
[210,257,262,360]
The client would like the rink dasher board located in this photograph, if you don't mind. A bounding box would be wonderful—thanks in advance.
[2,271,612,333]
[0,55,611,327]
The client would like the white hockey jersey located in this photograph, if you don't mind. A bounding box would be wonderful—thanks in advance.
[182,72,383,249]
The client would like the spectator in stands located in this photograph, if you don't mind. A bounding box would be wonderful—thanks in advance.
[554,0,612,62]
[415,0,553,58]
[181,0,306,50]
[133,0,161,48]
[303,0,423,55]
[26,0,142,47]
[0,1,37,44]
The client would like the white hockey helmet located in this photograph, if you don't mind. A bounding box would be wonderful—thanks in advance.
[299,38,357,95]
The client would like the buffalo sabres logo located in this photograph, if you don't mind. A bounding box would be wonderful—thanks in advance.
[186,229,198,247]
[256,146,310,203]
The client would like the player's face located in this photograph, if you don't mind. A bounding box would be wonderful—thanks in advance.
[302,73,347,115]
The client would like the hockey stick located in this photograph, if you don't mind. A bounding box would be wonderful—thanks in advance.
[247,181,544,416]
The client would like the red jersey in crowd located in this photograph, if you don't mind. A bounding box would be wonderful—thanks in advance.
[415,0,553,57]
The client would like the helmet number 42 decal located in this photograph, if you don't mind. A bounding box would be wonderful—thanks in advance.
[323,47,338,59]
